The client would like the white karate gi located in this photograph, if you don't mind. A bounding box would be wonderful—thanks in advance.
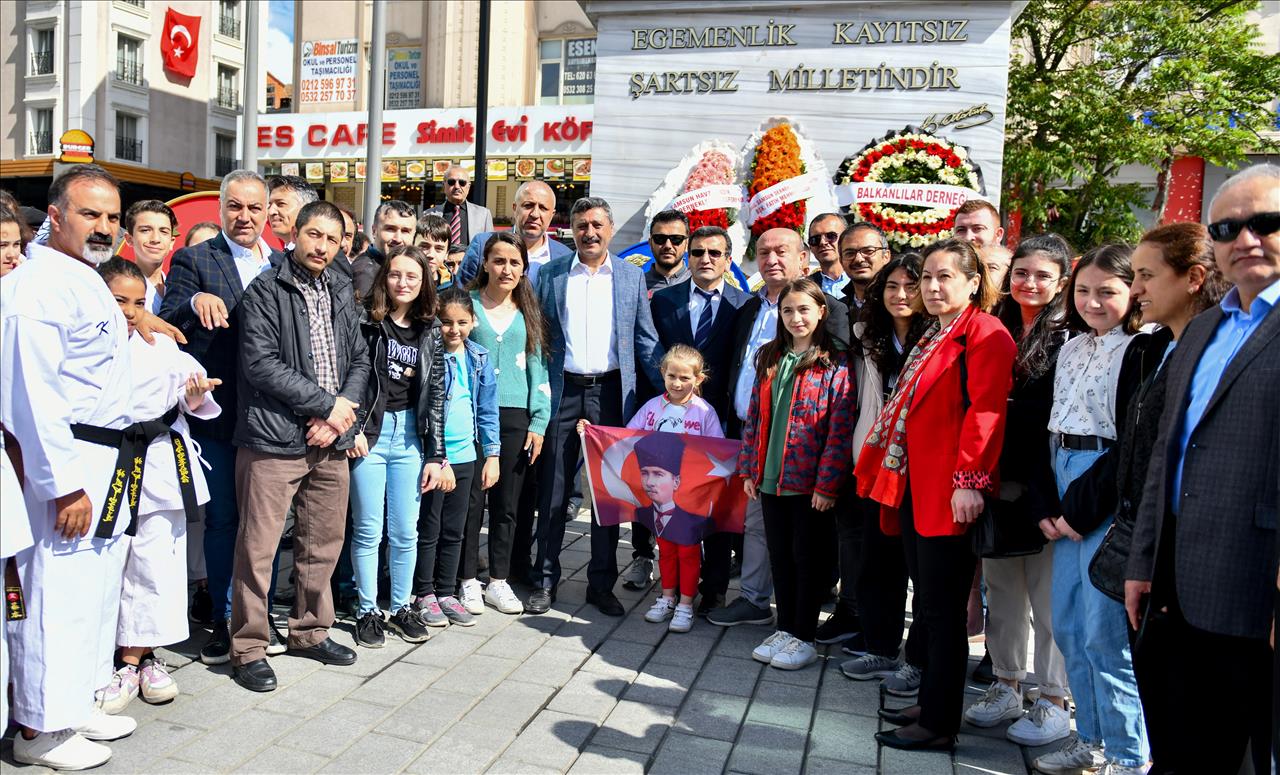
[1,243,133,732]
[1,435,35,729]
[116,333,219,647]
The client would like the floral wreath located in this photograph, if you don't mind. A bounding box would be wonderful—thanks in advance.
[835,126,986,250]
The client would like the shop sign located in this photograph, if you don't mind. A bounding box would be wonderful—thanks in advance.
[563,38,596,99]
[58,129,95,163]
[387,49,422,109]
[254,105,594,160]
[299,38,358,104]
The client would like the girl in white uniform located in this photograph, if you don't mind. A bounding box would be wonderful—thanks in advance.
[92,259,221,715]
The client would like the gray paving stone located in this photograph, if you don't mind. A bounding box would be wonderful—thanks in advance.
[404,721,516,775]
[713,621,775,657]
[566,746,649,774]
[881,746,955,774]
[169,662,235,697]
[96,721,202,768]
[497,709,598,771]
[399,630,488,668]
[590,699,676,754]
[319,732,425,774]
[647,629,717,666]
[430,653,521,696]
[621,662,699,708]
[167,707,300,766]
[256,668,365,718]
[476,625,549,661]
[465,607,521,638]
[649,732,733,775]
[609,616,668,646]
[373,688,479,743]
[692,654,764,698]
[233,743,330,774]
[579,639,652,681]
[277,699,391,758]
[348,661,445,707]
[552,614,616,651]
[816,659,882,716]
[804,757,876,774]
[673,690,750,742]
[511,640,592,687]
[760,654,828,687]
[160,682,263,730]
[459,678,556,731]
[322,636,418,677]
[744,680,818,730]
[806,708,879,767]
[483,757,564,774]
[147,758,221,774]
[545,671,629,722]
[955,731,1028,774]
[725,721,807,775]
[516,605,577,635]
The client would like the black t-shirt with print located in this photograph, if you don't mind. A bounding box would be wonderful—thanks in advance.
[384,320,423,412]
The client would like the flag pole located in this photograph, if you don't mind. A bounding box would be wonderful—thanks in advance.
[363,0,387,233]
[241,0,260,173]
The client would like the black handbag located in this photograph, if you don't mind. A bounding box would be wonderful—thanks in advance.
[970,497,1048,558]
[1088,510,1133,604]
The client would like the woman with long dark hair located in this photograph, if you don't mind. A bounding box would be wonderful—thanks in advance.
[964,233,1074,745]
[856,238,1016,751]
[457,232,551,615]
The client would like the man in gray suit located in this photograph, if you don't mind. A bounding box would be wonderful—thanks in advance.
[424,165,494,249]
[454,181,570,289]
[1126,163,1279,775]
[526,197,664,616]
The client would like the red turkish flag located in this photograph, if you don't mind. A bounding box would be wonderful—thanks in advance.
[161,8,200,78]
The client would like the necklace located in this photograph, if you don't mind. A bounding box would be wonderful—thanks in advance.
[481,287,513,309]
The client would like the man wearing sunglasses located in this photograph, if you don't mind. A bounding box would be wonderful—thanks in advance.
[644,209,692,295]
[1126,163,1280,775]
[806,212,850,298]
[424,165,494,249]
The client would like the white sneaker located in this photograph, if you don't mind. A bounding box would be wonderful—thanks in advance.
[1034,736,1106,774]
[644,596,675,623]
[12,729,112,770]
[668,603,694,633]
[95,665,140,715]
[752,631,795,664]
[75,707,137,742]
[459,579,485,615]
[483,579,524,614]
[1007,698,1072,746]
[1099,763,1150,775]
[770,638,818,670]
[964,681,1024,728]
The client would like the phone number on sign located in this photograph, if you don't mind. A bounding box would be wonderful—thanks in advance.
[299,77,357,103]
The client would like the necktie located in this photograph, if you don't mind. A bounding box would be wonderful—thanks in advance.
[450,206,462,246]
[693,287,717,350]
[655,509,673,533]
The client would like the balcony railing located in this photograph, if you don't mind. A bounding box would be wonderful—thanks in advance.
[30,132,52,155]
[217,85,239,109]
[218,14,241,39]
[116,137,143,162]
[31,51,53,75]
[116,59,143,85]
[215,155,239,176]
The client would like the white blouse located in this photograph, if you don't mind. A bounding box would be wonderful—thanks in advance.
[1047,326,1133,439]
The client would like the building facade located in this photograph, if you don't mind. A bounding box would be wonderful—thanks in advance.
[0,0,268,206]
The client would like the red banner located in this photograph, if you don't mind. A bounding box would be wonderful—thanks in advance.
[582,425,746,545]
[161,8,201,78]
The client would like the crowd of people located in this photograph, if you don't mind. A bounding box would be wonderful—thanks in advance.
[0,160,1276,775]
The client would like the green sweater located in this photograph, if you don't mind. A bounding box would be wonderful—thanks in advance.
[469,291,551,435]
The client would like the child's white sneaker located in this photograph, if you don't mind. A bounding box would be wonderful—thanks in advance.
[668,603,694,632]
[644,596,674,623]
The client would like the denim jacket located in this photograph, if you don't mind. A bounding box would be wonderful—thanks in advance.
[443,339,502,459]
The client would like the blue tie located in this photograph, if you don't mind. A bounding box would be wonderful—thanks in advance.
[693,288,717,350]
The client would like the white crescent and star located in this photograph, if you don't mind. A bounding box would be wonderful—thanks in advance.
[599,434,642,508]
[170,24,191,57]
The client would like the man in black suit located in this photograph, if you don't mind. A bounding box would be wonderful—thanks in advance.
[159,169,282,666]
[707,227,849,628]
[1125,163,1280,775]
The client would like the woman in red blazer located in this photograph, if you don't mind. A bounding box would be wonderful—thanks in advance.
[856,238,1017,751]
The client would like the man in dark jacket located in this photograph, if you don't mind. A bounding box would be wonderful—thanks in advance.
[352,200,416,298]
[228,200,370,692]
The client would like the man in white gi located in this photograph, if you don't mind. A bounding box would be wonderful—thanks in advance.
[1,164,141,769]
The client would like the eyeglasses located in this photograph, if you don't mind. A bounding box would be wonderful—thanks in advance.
[651,234,687,246]
[689,248,724,258]
[842,246,887,260]
[1207,211,1280,243]
[807,231,841,246]
[445,178,468,187]
[1010,269,1061,286]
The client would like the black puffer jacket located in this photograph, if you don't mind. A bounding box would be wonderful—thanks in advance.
[353,309,447,462]
[234,255,370,455]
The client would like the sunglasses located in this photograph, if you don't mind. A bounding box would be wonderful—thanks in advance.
[690,248,724,258]
[1207,211,1280,243]
[651,234,687,246]
[807,231,841,246]
[445,178,468,187]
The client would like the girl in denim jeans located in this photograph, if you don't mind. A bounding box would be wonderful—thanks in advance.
[413,287,500,629]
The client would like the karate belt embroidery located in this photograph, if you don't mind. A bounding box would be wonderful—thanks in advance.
[71,407,200,539]
[4,558,23,621]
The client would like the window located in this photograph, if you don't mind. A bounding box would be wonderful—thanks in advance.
[115,113,142,162]
[116,35,142,85]
[31,28,54,75]
[538,40,561,106]
[537,38,595,106]
[215,134,237,176]
[217,65,239,109]
[219,0,241,39]
[30,108,53,154]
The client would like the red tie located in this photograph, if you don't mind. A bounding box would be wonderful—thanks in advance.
[450,207,462,246]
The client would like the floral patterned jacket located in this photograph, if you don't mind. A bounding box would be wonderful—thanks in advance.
[736,350,857,499]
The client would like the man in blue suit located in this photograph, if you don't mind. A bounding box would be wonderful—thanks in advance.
[159,170,283,665]
[527,197,664,615]
[455,181,570,289]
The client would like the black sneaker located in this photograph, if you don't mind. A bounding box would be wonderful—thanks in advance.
[706,596,774,627]
[696,593,725,618]
[839,632,869,657]
[815,607,861,645]
[189,585,213,625]
[355,611,386,648]
[387,607,431,643]
[200,620,231,665]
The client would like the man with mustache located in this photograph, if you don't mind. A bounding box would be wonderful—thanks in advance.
[838,222,892,309]
[644,209,692,295]
[454,181,572,289]
[3,164,142,769]
[425,164,494,249]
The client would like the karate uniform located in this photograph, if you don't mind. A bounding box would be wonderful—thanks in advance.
[116,333,219,648]
[1,435,35,729]
[0,243,133,733]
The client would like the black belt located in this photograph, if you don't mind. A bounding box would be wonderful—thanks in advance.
[565,370,620,387]
[71,407,200,538]
[1059,433,1113,451]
